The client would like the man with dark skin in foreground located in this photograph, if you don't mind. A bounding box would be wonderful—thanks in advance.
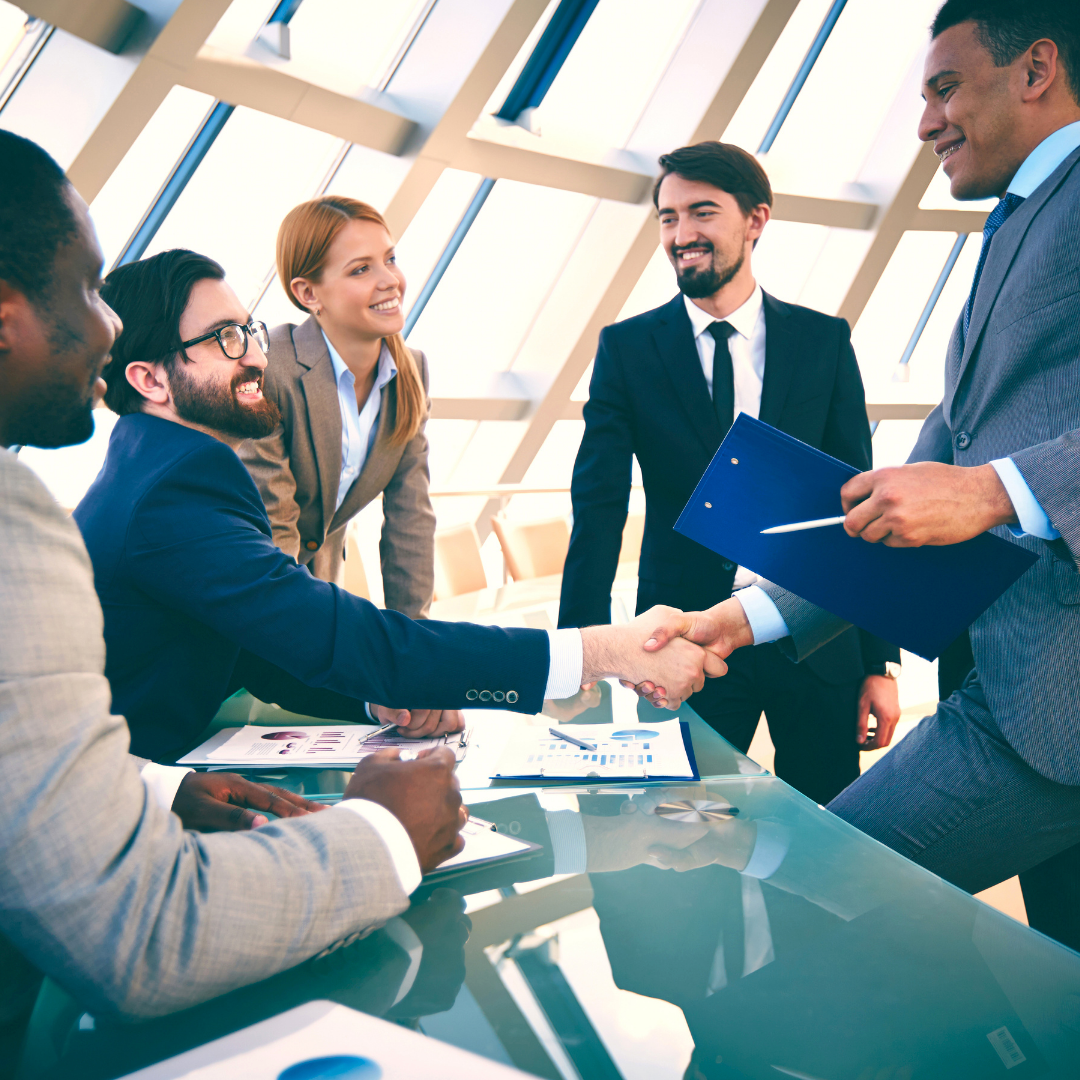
[0,130,466,1052]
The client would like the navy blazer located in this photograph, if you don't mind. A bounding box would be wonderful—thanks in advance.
[75,415,548,760]
[559,292,896,682]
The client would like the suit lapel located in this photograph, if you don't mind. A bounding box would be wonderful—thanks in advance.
[652,295,721,451]
[956,145,1080,393]
[329,381,401,532]
[295,317,342,533]
[758,292,796,427]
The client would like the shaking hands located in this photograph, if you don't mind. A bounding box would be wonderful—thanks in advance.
[577,603,750,709]
[604,597,756,708]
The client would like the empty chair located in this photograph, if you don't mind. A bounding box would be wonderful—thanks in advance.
[490,514,570,581]
[433,522,488,600]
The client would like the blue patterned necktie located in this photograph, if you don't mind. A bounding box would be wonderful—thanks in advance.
[964,191,1025,338]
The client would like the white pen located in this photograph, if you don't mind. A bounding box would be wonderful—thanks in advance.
[548,727,598,752]
[760,515,847,535]
[358,721,398,744]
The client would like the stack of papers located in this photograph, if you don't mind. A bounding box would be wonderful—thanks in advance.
[119,1000,532,1078]
[492,719,698,780]
[177,725,467,769]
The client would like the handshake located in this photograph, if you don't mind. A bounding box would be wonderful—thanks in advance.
[578,596,755,709]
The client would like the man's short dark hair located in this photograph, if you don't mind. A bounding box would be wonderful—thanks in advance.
[652,142,773,216]
[0,130,78,304]
[100,249,225,416]
[932,0,1080,102]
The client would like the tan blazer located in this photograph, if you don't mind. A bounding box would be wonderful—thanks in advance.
[241,317,436,618]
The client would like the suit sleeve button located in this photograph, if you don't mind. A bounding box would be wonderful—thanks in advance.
[506,691,519,704]
[479,690,492,702]
[465,689,478,701]
[305,540,319,550]
[493,691,505,702]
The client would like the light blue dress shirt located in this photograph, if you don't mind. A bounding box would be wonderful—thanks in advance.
[738,122,1080,645]
[322,331,397,513]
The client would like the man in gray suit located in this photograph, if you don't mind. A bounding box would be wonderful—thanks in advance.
[640,0,1080,946]
[0,129,468,1051]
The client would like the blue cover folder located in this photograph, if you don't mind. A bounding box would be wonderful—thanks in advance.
[674,414,1038,660]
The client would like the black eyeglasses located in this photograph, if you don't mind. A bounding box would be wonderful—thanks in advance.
[181,319,269,360]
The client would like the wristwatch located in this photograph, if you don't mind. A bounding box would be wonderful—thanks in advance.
[868,662,902,679]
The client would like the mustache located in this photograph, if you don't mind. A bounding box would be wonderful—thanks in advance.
[231,367,263,390]
[671,240,715,260]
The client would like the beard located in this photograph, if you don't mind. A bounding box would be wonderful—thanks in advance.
[674,243,745,300]
[7,308,99,449]
[170,362,281,440]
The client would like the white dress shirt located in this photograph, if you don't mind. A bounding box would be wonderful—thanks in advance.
[736,121,1080,645]
[685,287,767,591]
[323,332,397,513]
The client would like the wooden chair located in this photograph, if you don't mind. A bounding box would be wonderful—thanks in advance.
[490,514,570,581]
[433,522,488,600]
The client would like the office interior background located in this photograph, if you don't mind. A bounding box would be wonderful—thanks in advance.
[3,0,1004,877]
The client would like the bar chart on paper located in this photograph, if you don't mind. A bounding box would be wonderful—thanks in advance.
[492,719,697,780]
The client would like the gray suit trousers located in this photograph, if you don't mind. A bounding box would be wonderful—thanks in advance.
[828,678,1080,895]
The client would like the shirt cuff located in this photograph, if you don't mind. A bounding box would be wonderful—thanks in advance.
[734,586,791,644]
[335,799,422,895]
[140,762,193,811]
[545,809,587,875]
[990,458,1060,539]
[544,628,584,699]
[382,917,424,1006]
[741,820,790,880]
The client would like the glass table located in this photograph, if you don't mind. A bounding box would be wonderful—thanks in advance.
[202,679,768,795]
[35,774,1080,1079]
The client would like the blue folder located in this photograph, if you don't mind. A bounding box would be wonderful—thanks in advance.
[674,414,1038,660]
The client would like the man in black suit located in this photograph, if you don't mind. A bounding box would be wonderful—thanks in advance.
[559,142,900,804]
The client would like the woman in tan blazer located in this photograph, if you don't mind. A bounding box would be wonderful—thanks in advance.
[242,196,457,735]
[243,195,434,609]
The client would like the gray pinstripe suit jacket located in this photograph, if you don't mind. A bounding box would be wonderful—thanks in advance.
[0,451,409,1025]
[764,144,1080,785]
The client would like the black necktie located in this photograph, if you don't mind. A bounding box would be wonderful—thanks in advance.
[707,321,736,435]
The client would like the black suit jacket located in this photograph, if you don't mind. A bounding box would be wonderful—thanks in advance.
[558,291,897,682]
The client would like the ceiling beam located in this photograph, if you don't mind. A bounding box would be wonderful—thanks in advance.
[184,48,416,155]
[381,0,551,239]
[21,0,144,53]
[65,0,235,202]
[909,207,988,233]
[836,140,940,327]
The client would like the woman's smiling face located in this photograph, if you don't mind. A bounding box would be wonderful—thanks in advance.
[293,218,406,340]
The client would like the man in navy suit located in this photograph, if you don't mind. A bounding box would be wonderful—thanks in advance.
[75,250,716,761]
[559,143,900,804]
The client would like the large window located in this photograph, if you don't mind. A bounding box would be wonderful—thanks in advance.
[11,0,979,574]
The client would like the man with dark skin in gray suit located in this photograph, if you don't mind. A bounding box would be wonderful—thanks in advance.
[642,0,1080,948]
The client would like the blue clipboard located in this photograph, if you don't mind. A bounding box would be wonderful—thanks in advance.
[674,414,1038,660]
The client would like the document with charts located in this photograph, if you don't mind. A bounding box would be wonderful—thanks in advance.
[492,719,698,780]
[177,724,467,768]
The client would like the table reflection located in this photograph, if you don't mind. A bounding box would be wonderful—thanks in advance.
[44,778,1080,1079]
